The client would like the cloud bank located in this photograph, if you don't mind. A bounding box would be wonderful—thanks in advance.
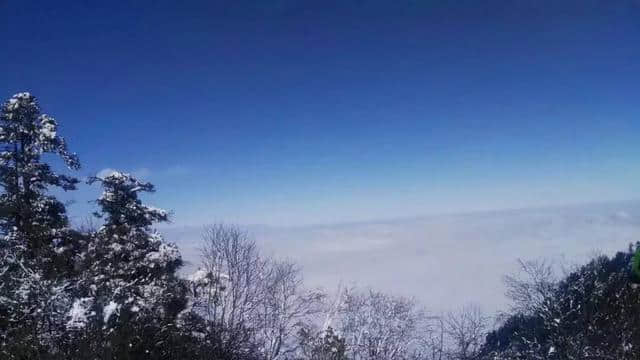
[163,200,640,314]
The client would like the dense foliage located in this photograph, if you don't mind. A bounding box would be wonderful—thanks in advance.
[482,246,640,359]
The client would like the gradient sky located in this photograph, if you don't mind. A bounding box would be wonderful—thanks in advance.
[2,1,640,226]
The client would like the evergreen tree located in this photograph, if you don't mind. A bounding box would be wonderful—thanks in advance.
[68,171,188,359]
[483,245,640,360]
[0,92,81,358]
[297,326,348,360]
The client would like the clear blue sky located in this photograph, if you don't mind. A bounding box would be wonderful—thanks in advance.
[2,1,640,226]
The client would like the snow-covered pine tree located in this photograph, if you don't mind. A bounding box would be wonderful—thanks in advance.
[0,92,81,357]
[71,171,188,358]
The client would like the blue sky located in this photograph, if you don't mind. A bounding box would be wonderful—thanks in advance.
[2,1,640,226]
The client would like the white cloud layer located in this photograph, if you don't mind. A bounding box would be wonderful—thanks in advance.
[163,200,640,314]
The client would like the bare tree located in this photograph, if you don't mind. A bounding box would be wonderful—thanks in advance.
[196,224,267,334]
[337,287,426,360]
[193,224,324,360]
[413,315,446,360]
[503,259,557,316]
[443,305,489,360]
[257,259,325,360]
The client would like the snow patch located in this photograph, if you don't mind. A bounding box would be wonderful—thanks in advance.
[66,297,94,330]
[97,168,118,179]
[103,301,120,323]
[188,268,210,283]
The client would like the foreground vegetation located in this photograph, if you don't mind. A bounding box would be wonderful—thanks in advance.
[1,92,640,359]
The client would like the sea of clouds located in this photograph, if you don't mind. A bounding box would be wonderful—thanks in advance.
[163,200,640,314]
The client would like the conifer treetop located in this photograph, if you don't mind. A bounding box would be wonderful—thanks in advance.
[89,171,169,229]
[1,92,80,171]
[0,92,80,235]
